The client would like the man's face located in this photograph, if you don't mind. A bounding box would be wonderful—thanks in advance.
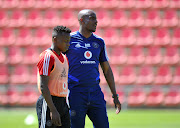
[83,12,98,32]
[56,33,70,52]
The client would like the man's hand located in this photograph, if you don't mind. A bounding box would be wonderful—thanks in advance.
[113,97,121,114]
[50,109,62,126]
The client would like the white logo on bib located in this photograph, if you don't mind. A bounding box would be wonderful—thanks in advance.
[84,51,92,59]
[63,82,67,90]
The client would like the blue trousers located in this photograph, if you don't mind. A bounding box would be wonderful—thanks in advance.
[68,89,109,128]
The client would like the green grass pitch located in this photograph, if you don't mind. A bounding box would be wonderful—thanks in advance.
[0,108,180,128]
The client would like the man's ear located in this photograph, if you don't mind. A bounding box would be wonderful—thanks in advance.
[53,36,57,43]
[79,18,84,24]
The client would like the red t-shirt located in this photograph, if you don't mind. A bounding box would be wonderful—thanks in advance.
[37,49,68,76]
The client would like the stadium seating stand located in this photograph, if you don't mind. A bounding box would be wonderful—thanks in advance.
[110,46,127,65]
[128,86,146,107]
[127,46,145,65]
[118,66,136,85]
[145,87,164,107]
[154,66,172,85]
[110,10,128,28]
[144,46,163,65]
[136,66,154,85]
[119,28,136,46]
[164,86,180,107]
[9,65,30,85]
[15,28,33,46]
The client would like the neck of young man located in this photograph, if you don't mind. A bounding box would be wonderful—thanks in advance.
[79,27,92,38]
[51,44,61,55]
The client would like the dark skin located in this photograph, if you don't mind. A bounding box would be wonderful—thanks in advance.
[78,9,121,114]
[40,33,70,126]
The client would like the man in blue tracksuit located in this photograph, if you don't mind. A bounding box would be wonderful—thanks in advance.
[65,9,121,128]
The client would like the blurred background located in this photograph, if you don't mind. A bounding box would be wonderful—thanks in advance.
[0,0,180,128]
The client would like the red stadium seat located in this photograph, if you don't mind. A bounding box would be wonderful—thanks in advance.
[102,0,119,9]
[15,28,33,46]
[0,65,9,84]
[22,47,40,65]
[145,87,164,107]
[19,0,35,9]
[59,10,78,27]
[128,87,146,107]
[154,66,172,85]
[29,66,37,85]
[110,10,128,28]
[144,46,163,65]
[32,28,51,46]
[164,87,180,107]
[109,46,127,65]
[152,0,169,9]
[144,10,161,27]
[7,87,20,106]
[118,66,136,85]
[1,87,20,106]
[118,0,135,9]
[8,47,23,65]
[69,0,85,9]
[172,66,180,86]
[86,0,102,9]
[9,10,26,27]
[171,28,180,46]
[127,10,144,27]
[0,47,7,64]
[119,28,136,46]
[135,0,153,9]
[1,0,18,9]
[0,28,16,46]
[153,28,171,46]
[9,65,30,85]
[0,10,9,27]
[161,10,179,27]
[163,47,180,65]
[169,0,180,9]
[19,87,39,106]
[96,10,110,28]
[103,28,119,47]
[127,47,145,65]
[34,0,52,9]
[26,10,43,28]
[136,66,154,85]
[42,10,60,27]
[51,0,69,9]
[136,28,154,46]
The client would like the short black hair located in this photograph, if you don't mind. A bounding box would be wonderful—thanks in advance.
[52,25,71,37]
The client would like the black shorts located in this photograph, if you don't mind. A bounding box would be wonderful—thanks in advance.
[36,95,70,128]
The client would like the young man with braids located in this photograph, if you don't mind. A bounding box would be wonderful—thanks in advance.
[65,9,121,128]
[36,26,71,128]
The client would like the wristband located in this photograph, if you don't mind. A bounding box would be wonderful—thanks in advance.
[112,94,119,98]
